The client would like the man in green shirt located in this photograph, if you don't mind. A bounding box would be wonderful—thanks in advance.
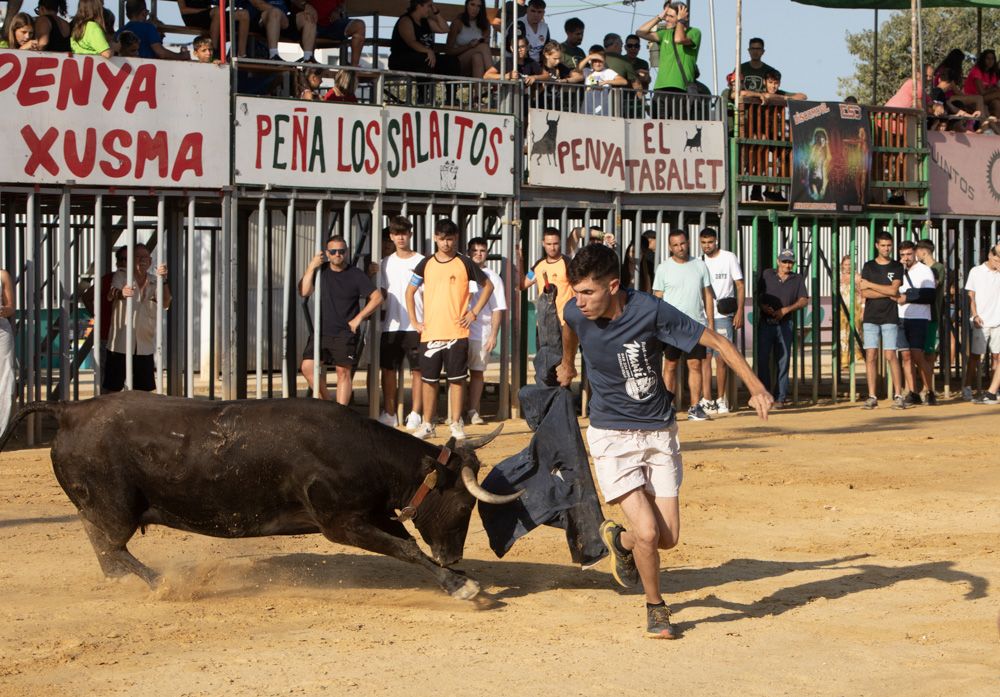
[636,2,700,93]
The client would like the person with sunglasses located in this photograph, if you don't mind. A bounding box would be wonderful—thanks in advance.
[623,33,650,89]
[299,236,383,405]
[755,249,809,409]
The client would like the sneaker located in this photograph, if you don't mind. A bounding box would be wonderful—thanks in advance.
[377,411,397,427]
[715,397,730,414]
[450,419,466,440]
[700,398,717,414]
[404,411,422,431]
[962,386,974,401]
[599,520,639,588]
[901,392,918,408]
[861,396,878,410]
[974,391,999,404]
[925,391,938,406]
[908,391,923,406]
[467,409,485,425]
[892,394,909,409]
[412,422,435,440]
[646,603,678,640]
[687,404,710,421]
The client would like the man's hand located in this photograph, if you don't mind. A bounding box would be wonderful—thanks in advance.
[676,3,689,22]
[895,294,907,305]
[459,310,476,328]
[310,251,325,269]
[556,360,577,387]
[973,314,984,328]
[484,336,497,354]
[425,50,437,68]
[733,312,744,330]
[747,390,774,420]
[412,320,425,334]
[348,317,362,334]
[122,284,136,298]
[156,264,168,277]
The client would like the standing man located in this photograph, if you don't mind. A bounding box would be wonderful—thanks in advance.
[557,243,772,639]
[652,230,714,421]
[915,238,945,403]
[964,242,1000,404]
[406,219,494,441]
[755,249,809,409]
[636,2,700,98]
[735,37,775,93]
[624,33,651,89]
[299,235,383,405]
[378,217,424,429]
[859,232,907,410]
[560,16,585,69]
[896,240,936,407]
[698,228,744,414]
[521,227,574,325]
[466,237,507,425]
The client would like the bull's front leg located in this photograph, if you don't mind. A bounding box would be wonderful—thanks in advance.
[320,517,480,600]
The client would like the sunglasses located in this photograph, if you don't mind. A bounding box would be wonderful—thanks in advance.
[625,44,640,49]
[327,248,347,255]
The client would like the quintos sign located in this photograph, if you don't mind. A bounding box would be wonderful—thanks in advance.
[236,97,514,196]
[0,50,230,187]
[928,131,1000,216]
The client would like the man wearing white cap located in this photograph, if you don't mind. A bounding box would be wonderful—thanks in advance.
[755,249,808,408]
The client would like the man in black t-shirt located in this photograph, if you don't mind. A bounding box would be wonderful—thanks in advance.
[299,235,383,405]
[859,232,906,409]
[755,249,809,408]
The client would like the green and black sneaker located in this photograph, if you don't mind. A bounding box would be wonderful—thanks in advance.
[646,602,678,639]
[599,520,639,588]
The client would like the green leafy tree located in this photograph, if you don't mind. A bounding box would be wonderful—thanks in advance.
[839,9,1000,104]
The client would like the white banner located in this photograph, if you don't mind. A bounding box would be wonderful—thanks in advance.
[929,131,1000,217]
[526,109,725,194]
[0,50,230,188]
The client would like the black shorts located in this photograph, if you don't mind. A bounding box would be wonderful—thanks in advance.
[380,331,420,370]
[303,334,358,367]
[103,351,156,392]
[181,9,212,30]
[664,343,707,361]
[419,339,469,383]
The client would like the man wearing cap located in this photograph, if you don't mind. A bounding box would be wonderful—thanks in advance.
[755,249,808,408]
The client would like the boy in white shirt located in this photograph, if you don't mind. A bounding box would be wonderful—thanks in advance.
[465,237,507,424]
[895,240,936,407]
[579,49,626,115]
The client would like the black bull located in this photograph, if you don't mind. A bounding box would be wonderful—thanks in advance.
[0,392,521,600]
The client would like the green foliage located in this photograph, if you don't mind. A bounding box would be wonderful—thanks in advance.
[838,8,1000,103]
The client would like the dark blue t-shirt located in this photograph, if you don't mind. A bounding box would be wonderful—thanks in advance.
[564,289,705,430]
[120,21,162,59]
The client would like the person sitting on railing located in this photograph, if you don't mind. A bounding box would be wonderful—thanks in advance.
[116,29,140,56]
[929,69,984,133]
[322,68,357,102]
[1,12,38,49]
[504,0,548,64]
[483,34,541,80]
[580,49,626,116]
[624,33,650,89]
[178,0,250,59]
[934,48,987,121]
[308,0,366,66]
[560,16,585,70]
[446,0,492,78]
[388,0,459,75]
[120,0,189,60]
[965,49,1000,121]
[69,0,112,57]
[243,0,318,62]
[33,0,71,52]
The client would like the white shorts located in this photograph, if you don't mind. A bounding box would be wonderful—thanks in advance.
[971,325,1000,355]
[468,340,491,372]
[586,423,683,502]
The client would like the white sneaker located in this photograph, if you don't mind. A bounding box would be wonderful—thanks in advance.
[450,419,467,440]
[467,409,485,425]
[404,411,422,431]
[412,422,435,440]
[715,398,730,414]
[377,411,397,427]
[700,398,717,414]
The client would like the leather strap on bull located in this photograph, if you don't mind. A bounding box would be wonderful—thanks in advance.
[394,446,451,522]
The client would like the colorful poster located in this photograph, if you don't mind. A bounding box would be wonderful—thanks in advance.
[0,50,230,188]
[928,131,1000,216]
[525,109,725,193]
[789,101,871,214]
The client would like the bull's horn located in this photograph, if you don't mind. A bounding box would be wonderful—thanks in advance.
[461,465,524,505]
[461,424,504,450]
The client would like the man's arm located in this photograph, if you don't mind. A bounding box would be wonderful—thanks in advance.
[734,278,746,329]
[698,328,773,418]
[556,322,580,386]
[779,295,809,320]
[157,265,172,309]
[672,4,694,46]
[462,278,494,328]
[298,253,325,297]
[405,281,423,335]
[859,279,902,299]
[968,289,982,327]
[635,14,662,43]
[702,285,715,331]
[486,309,504,353]
[348,288,384,334]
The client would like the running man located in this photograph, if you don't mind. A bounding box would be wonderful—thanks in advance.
[557,243,772,639]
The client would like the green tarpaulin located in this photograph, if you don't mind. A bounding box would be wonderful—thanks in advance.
[793,1,1000,8]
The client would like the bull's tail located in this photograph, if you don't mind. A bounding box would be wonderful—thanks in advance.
[0,402,62,453]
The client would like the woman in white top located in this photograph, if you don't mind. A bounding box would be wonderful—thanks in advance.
[0,268,15,434]
[446,0,492,78]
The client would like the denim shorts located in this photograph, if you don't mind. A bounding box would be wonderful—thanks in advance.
[863,322,898,351]
[707,316,734,357]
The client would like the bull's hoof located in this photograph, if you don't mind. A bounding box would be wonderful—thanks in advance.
[449,577,481,601]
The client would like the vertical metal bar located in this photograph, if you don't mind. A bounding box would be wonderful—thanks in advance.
[93,195,103,393]
[281,198,296,398]
[634,208,643,289]
[256,198,266,399]
[125,196,136,391]
[25,193,37,444]
[832,221,841,402]
[371,192,384,421]
[849,222,857,402]
[221,192,235,400]
[58,190,71,401]
[811,219,820,404]
[313,199,323,398]
[155,195,165,394]
[186,196,195,398]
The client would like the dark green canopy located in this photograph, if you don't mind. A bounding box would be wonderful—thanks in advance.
[792,0,1000,8]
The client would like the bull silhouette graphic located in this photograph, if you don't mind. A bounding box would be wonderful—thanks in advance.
[531,114,560,165]
[684,126,703,152]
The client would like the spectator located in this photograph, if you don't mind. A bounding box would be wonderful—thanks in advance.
[636,2,700,96]
[34,0,71,52]
[309,0,366,66]
[245,0,317,62]
[322,68,357,102]
[624,33,650,89]
[405,219,494,441]
[70,0,112,57]
[914,239,944,402]
[104,245,171,393]
[735,37,775,93]
[601,33,640,90]
[3,12,38,50]
[446,0,491,78]
[698,228,744,415]
[579,48,626,116]
[191,34,217,63]
[0,266,12,434]
[935,48,987,120]
[838,255,865,375]
[119,0,190,60]
[377,217,424,430]
[963,242,1000,403]
[117,29,140,57]
[535,39,582,83]
[929,69,982,132]
[895,240,936,407]
[756,249,809,409]
[859,232,906,410]
[388,0,458,76]
[178,0,250,58]
[520,227,573,325]
[297,68,323,99]
[560,16,584,70]
[623,230,656,293]
[484,35,540,81]
[965,49,1000,120]
[465,237,506,425]
[886,63,933,110]
[81,246,128,378]
[505,0,548,64]
[652,230,714,421]
[298,236,382,405]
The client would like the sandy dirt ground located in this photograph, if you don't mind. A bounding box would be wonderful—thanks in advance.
[1,399,998,697]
